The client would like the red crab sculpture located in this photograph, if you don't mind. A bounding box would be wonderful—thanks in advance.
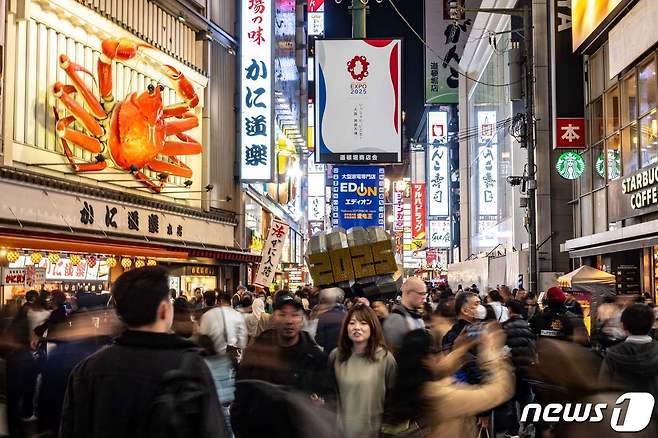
[52,38,202,193]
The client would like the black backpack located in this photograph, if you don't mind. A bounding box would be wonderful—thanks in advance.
[147,350,226,438]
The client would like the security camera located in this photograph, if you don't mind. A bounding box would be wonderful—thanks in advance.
[507,176,524,186]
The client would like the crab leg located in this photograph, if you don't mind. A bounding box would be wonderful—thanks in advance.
[132,169,167,193]
[158,65,199,109]
[147,157,193,178]
[53,82,104,138]
[54,109,107,172]
[98,38,152,102]
[58,55,106,119]
[162,133,202,155]
[165,113,198,137]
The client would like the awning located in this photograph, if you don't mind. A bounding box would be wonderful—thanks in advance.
[567,235,658,258]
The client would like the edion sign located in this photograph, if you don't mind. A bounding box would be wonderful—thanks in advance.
[521,392,654,432]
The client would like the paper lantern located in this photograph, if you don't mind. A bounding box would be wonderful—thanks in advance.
[48,252,61,264]
[134,258,145,268]
[121,257,133,268]
[30,252,43,265]
[147,258,157,266]
[106,256,117,268]
[6,249,20,263]
[69,254,82,266]
[87,256,97,268]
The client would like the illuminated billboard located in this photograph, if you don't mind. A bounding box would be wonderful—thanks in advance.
[572,0,624,50]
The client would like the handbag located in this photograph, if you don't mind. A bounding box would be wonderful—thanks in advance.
[218,307,241,368]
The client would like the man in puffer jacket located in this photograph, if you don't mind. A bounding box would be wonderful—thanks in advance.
[502,300,537,437]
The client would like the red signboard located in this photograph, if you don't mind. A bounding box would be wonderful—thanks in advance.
[308,0,324,12]
[556,118,586,148]
[411,183,427,248]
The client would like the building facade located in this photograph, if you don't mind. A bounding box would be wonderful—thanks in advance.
[0,0,258,302]
[564,0,658,299]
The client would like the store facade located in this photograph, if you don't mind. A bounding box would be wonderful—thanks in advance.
[0,0,258,303]
[564,0,658,300]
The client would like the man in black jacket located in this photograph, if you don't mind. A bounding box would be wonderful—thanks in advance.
[59,267,226,438]
[599,303,658,435]
[529,287,588,345]
[232,291,332,437]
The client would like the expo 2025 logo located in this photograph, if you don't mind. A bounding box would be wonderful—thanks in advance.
[347,55,369,81]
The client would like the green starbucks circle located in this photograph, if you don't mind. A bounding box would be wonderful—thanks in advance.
[556,152,585,180]
[596,150,621,180]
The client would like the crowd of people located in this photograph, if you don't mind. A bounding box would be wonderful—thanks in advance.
[2,268,658,438]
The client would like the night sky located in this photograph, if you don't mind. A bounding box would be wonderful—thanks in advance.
[323,0,426,140]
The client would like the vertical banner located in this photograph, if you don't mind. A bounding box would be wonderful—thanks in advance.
[315,39,402,164]
[425,0,471,104]
[427,111,449,216]
[308,0,325,36]
[411,183,427,250]
[240,0,273,181]
[255,218,290,287]
[331,166,385,229]
[307,155,326,222]
[393,181,405,259]
[478,111,498,216]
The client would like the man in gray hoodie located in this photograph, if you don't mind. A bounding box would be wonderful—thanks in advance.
[383,277,426,352]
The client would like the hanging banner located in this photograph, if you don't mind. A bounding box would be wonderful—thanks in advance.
[425,0,471,104]
[427,111,449,216]
[315,39,402,164]
[411,183,427,250]
[429,219,451,248]
[255,218,290,287]
[240,0,274,181]
[331,166,385,229]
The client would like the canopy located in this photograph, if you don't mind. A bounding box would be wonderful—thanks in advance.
[557,265,615,288]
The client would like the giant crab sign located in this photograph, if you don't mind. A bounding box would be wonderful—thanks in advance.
[52,38,202,193]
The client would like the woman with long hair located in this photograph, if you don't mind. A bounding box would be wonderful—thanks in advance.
[381,327,513,438]
[330,303,396,438]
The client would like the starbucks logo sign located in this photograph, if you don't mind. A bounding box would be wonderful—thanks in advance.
[556,152,585,180]
[596,150,621,180]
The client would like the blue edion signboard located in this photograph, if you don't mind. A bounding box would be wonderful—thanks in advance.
[331,166,385,229]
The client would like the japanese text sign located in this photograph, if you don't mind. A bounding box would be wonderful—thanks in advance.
[427,111,449,216]
[254,217,289,287]
[315,39,402,163]
[411,183,427,249]
[241,0,273,181]
[478,111,498,216]
[429,219,451,248]
[331,166,385,229]
[425,0,471,104]
[556,118,586,148]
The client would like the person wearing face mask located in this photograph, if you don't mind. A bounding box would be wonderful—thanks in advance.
[330,303,397,438]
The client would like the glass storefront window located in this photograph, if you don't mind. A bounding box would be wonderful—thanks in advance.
[621,72,637,126]
[590,98,604,144]
[638,56,657,116]
[640,110,658,166]
[605,86,620,135]
[622,123,639,175]
[580,149,592,193]
[581,194,593,236]
[605,133,621,180]
[592,143,605,189]
[594,189,607,233]
[589,48,605,102]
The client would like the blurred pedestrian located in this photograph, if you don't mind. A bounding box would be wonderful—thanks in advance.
[330,303,396,438]
[314,287,346,353]
[231,292,332,437]
[371,298,390,326]
[232,285,247,309]
[192,288,204,311]
[197,290,218,318]
[172,297,196,339]
[383,277,426,352]
[485,289,509,323]
[60,266,226,438]
[564,291,584,316]
[252,296,271,337]
[199,291,248,359]
[599,303,658,430]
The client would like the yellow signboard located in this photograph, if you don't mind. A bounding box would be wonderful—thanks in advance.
[572,0,624,50]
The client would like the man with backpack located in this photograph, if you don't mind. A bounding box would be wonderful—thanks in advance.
[529,287,589,345]
[383,277,426,352]
[59,267,227,438]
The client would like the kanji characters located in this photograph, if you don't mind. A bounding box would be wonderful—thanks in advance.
[148,214,159,234]
[128,211,139,231]
[245,87,266,108]
[248,27,266,45]
[245,144,268,166]
[245,115,267,136]
[80,202,94,225]
[245,59,267,80]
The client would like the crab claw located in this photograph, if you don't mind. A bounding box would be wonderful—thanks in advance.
[160,64,199,108]
[101,38,152,62]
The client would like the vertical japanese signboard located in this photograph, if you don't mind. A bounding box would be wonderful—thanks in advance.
[429,219,451,248]
[241,0,273,181]
[478,111,498,216]
[427,111,449,217]
[331,166,385,229]
[315,39,402,164]
[308,0,325,36]
[411,183,427,250]
[425,0,471,104]
[307,155,326,222]
[255,218,290,287]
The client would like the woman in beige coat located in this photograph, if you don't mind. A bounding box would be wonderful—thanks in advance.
[381,326,513,438]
